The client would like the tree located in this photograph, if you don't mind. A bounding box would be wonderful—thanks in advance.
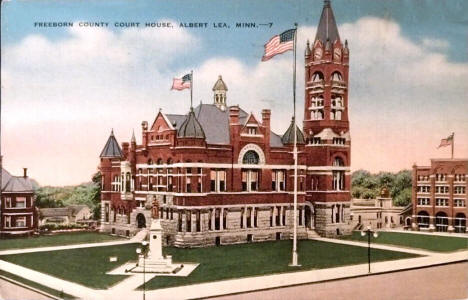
[394,187,411,206]
[91,171,102,220]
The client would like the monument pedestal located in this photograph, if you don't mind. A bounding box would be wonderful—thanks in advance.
[131,219,182,274]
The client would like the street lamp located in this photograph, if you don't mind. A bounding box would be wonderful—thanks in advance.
[136,240,149,300]
[361,225,379,273]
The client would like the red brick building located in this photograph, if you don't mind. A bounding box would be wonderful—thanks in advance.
[412,159,467,233]
[0,168,37,237]
[99,0,352,245]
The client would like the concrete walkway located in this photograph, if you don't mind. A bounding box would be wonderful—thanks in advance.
[382,229,468,238]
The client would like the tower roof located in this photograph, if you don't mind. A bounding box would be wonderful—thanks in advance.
[177,108,206,139]
[212,75,228,91]
[281,117,305,145]
[100,129,123,158]
[315,0,340,44]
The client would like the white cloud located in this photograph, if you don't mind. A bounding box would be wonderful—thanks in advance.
[2,17,467,185]
[421,38,450,51]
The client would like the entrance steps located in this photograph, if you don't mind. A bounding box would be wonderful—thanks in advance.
[306,229,320,239]
[131,229,148,242]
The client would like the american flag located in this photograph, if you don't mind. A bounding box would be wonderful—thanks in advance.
[171,73,192,91]
[437,133,454,148]
[261,29,296,61]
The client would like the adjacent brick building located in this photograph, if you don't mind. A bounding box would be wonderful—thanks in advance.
[0,168,37,237]
[99,0,353,246]
[412,159,467,233]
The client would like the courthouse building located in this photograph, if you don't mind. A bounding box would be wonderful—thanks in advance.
[99,0,353,246]
[412,159,467,233]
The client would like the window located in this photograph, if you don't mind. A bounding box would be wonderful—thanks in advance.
[186,177,192,193]
[311,72,324,82]
[333,138,346,145]
[247,127,257,135]
[435,198,448,207]
[310,137,321,145]
[331,72,343,81]
[454,199,466,207]
[16,217,26,228]
[454,186,466,194]
[243,150,259,165]
[211,170,227,192]
[454,174,466,182]
[417,198,430,206]
[417,186,430,193]
[272,170,285,191]
[417,212,429,228]
[435,173,447,182]
[4,216,11,228]
[417,175,429,181]
[5,197,12,208]
[435,186,449,194]
[332,157,345,191]
[15,197,26,208]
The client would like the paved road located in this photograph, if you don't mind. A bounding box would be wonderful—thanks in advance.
[0,278,53,300]
[211,262,468,300]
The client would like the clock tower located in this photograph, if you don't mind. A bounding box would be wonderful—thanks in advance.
[304,0,352,237]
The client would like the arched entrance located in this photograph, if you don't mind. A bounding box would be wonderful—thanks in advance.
[454,213,466,233]
[435,212,448,232]
[405,217,411,227]
[417,211,429,228]
[136,213,146,228]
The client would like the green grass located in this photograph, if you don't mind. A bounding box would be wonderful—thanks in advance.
[0,269,76,299]
[142,239,418,290]
[0,232,123,251]
[0,243,140,289]
[340,231,468,252]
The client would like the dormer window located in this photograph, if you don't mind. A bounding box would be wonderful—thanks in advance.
[248,127,257,135]
[311,137,321,145]
[333,138,346,145]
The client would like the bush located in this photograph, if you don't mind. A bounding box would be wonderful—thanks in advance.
[39,223,87,231]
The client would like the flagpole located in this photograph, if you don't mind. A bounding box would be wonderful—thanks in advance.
[190,70,193,108]
[290,23,299,267]
[451,132,454,159]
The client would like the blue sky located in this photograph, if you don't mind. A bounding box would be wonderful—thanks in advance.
[1,0,467,185]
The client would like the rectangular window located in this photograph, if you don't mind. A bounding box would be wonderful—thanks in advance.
[197,177,202,193]
[250,171,258,191]
[186,177,192,193]
[16,217,26,228]
[5,197,12,208]
[219,171,226,192]
[454,199,466,207]
[248,127,257,135]
[454,186,466,194]
[435,198,448,207]
[435,186,449,194]
[210,170,216,192]
[242,171,248,191]
[15,197,27,208]
[417,186,431,193]
[5,216,11,228]
[417,198,430,206]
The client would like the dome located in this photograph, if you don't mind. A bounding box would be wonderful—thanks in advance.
[177,108,206,139]
[281,117,305,145]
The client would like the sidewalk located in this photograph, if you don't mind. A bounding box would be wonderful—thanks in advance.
[381,229,468,238]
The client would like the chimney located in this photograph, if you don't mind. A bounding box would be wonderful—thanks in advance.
[122,142,129,158]
[261,109,271,128]
[23,168,28,178]
[229,106,239,124]
[141,121,148,147]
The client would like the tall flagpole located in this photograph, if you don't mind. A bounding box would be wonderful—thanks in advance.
[190,70,194,108]
[451,132,454,159]
[290,23,299,267]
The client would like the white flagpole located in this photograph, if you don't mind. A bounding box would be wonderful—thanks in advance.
[290,23,299,267]
[190,70,193,108]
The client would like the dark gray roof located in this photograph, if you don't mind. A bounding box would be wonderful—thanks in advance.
[281,117,305,145]
[177,108,206,139]
[167,104,286,147]
[315,0,340,44]
[212,75,228,91]
[100,130,123,158]
[1,168,34,193]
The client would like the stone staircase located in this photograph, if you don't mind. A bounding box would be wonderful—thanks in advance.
[306,228,321,239]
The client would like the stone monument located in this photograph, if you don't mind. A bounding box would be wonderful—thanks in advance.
[131,199,181,274]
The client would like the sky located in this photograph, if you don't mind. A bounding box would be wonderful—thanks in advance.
[1,0,467,186]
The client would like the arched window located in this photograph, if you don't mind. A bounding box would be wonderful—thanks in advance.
[333,157,345,166]
[311,72,324,82]
[148,159,153,165]
[435,212,448,232]
[331,71,343,81]
[417,211,429,228]
[243,150,259,165]
[157,158,163,165]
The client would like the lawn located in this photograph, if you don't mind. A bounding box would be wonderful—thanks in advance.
[0,243,140,289]
[0,240,417,291]
[143,239,418,290]
[0,270,76,299]
[0,232,123,251]
[340,231,468,252]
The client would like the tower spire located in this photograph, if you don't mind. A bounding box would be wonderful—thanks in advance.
[315,0,340,44]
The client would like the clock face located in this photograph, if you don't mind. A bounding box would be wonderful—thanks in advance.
[314,48,323,60]
[334,48,342,60]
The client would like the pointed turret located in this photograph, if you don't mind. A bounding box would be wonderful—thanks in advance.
[177,108,206,139]
[305,40,311,57]
[212,75,228,110]
[281,117,305,145]
[100,129,123,158]
[315,0,340,44]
